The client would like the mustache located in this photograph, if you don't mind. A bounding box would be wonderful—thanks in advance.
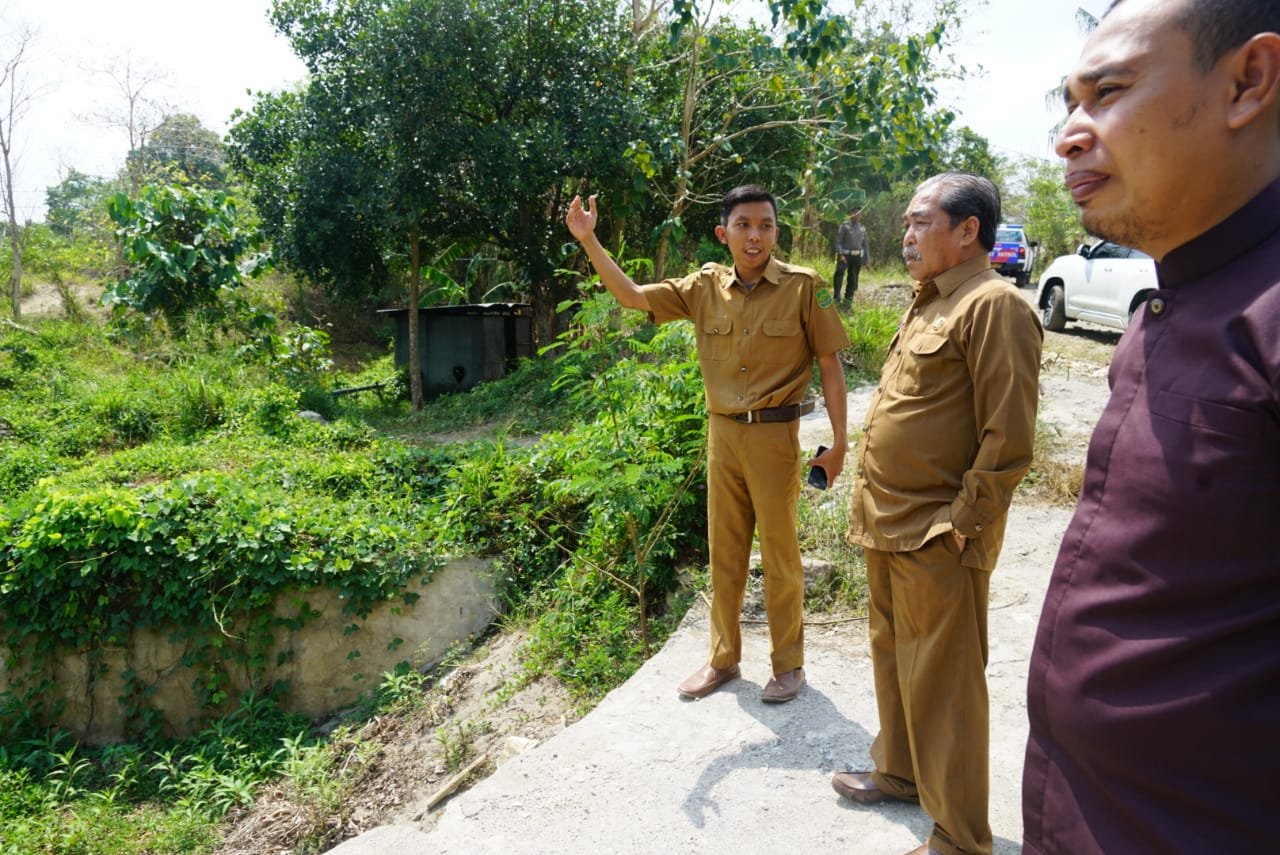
[902,247,921,263]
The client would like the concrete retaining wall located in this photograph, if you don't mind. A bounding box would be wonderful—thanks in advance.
[1,556,499,744]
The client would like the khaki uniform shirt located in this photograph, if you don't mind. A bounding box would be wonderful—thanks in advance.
[847,254,1042,570]
[644,257,850,415]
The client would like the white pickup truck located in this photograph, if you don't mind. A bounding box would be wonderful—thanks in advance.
[1036,240,1158,333]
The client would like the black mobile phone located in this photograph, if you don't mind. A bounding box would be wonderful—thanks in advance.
[807,445,829,490]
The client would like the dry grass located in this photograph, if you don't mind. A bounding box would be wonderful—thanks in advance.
[1019,419,1086,507]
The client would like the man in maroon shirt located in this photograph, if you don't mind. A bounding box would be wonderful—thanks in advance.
[1022,1,1280,852]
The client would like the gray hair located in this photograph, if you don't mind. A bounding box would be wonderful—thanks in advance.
[916,172,1001,252]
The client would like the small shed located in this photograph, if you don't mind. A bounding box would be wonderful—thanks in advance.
[379,303,534,396]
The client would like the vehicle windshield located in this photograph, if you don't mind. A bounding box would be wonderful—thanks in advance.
[996,228,1022,243]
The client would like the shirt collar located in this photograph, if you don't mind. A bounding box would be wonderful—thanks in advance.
[722,256,783,290]
[1157,175,1280,288]
[919,253,993,298]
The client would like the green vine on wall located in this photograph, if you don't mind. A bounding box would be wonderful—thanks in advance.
[0,472,437,741]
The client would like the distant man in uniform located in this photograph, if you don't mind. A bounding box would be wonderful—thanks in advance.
[565,185,849,703]
[1022,1,1280,852]
[831,172,1042,855]
[833,206,871,303]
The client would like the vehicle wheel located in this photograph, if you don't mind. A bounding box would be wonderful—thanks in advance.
[1043,285,1067,331]
[1016,271,1030,288]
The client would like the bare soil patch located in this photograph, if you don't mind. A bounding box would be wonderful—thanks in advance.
[16,277,107,320]
[217,630,579,852]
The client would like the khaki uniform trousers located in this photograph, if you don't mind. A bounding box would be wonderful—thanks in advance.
[706,413,804,675]
[865,536,992,855]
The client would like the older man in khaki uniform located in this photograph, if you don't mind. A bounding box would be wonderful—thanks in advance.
[832,173,1042,855]
[567,184,849,703]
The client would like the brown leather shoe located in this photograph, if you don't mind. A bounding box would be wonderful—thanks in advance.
[761,667,805,703]
[830,771,920,805]
[677,663,740,698]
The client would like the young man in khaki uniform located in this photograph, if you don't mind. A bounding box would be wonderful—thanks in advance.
[566,184,849,703]
[832,173,1042,855]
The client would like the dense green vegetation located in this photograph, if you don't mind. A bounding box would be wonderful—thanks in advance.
[0,0,1053,848]
[0,262,893,850]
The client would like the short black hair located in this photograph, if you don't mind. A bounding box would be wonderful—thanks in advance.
[916,172,1001,252]
[720,184,777,226]
[1108,0,1280,71]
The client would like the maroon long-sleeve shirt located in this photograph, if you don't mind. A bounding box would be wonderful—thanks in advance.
[1023,179,1280,853]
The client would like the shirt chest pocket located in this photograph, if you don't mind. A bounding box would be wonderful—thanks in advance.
[895,332,950,396]
[700,316,733,361]
[761,318,805,365]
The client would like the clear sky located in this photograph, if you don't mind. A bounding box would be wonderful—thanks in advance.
[1,0,1105,222]
[939,0,1107,163]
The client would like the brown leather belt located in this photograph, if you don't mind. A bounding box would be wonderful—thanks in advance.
[730,400,815,424]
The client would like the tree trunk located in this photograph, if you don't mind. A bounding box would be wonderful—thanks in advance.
[5,214,18,320]
[3,177,19,320]
[408,227,424,412]
[0,29,31,321]
[653,229,671,282]
[796,85,826,260]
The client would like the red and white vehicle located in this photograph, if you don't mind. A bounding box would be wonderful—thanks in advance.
[989,224,1038,287]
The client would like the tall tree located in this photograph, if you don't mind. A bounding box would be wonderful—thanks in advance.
[0,20,35,320]
[1015,158,1087,264]
[233,0,643,409]
[941,127,1007,184]
[86,55,173,194]
[624,0,963,273]
[789,6,962,256]
[128,113,227,190]
[45,169,111,238]
[631,11,813,277]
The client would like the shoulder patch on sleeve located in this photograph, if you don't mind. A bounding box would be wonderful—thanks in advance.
[816,287,834,309]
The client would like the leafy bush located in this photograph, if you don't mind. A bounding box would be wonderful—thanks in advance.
[104,185,267,333]
[0,445,60,499]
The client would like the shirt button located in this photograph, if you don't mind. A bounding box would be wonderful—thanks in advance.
[713,328,720,333]
[740,366,747,373]
[912,308,921,315]
[1149,297,1167,315]
[861,425,869,432]
[743,329,750,335]
[737,395,743,401]
[975,524,984,532]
